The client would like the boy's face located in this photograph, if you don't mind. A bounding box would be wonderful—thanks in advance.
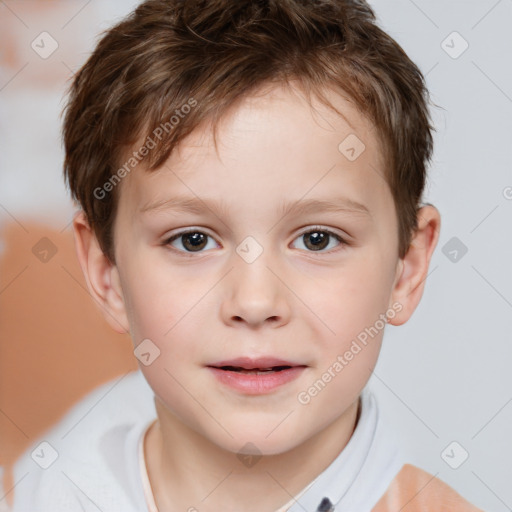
[87,84,428,455]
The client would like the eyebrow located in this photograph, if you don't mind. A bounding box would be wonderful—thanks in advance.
[140,196,232,217]
[277,197,371,218]
[140,195,371,218]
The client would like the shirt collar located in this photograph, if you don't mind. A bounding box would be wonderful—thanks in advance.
[285,387,404,512]
[136,386,403,512]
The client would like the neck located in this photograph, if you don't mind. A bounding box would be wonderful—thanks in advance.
[144,396,360,512]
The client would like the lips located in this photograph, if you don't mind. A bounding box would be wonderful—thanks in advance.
[207,357,307,394]
[207,356,305,373]
[219,366,291,374]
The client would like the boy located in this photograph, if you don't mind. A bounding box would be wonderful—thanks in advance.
[8,0,484,510]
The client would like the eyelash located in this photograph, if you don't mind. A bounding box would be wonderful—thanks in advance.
[162,226,348,257]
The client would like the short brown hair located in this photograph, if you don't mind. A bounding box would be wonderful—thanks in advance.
[63,0,436,263]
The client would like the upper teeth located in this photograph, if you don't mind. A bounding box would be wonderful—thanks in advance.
[218,365,291,372]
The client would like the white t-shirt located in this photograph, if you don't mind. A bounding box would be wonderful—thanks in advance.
[6,370,406,512]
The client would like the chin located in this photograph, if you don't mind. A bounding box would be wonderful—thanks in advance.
[207,425,305,457]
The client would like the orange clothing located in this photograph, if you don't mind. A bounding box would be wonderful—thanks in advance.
[373,464,483,512]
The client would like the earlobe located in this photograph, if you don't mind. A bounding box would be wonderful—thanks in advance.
[388,205,441,326]
[72,211,130,334]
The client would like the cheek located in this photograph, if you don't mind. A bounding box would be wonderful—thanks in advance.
[308,258,393,344]
[123,284,171,342]
[119,250,183,338]
[120,258,211,367]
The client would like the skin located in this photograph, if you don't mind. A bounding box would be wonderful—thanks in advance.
[73,82,440,512]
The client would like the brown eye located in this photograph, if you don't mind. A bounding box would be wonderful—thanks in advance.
[303,231,329,251]
[292,227,346,253]
[181,232,207,251]
[165,230,217,253]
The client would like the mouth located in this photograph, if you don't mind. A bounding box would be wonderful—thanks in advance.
[207,356,305,372]
[206,357,307,394]
[212,365,295,374]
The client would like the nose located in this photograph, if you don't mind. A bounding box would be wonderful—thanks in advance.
[220,247,291,329]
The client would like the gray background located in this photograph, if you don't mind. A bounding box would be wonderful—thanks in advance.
[370,2,512,512]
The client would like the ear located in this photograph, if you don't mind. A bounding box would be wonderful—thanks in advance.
[72,210,130,334]
[388,205,441,326]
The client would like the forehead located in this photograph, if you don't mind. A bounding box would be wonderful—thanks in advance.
[118,82,394,227]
